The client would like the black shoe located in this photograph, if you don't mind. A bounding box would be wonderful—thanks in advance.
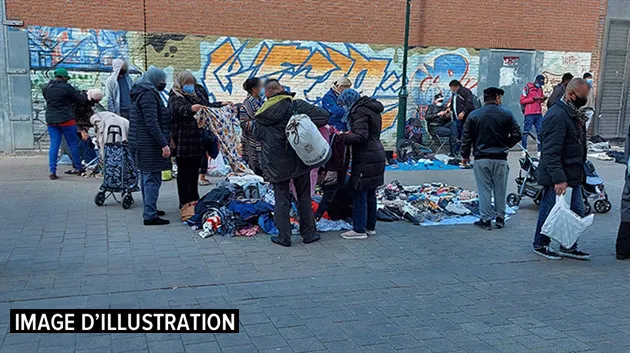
[271,236,291,247]
[474,220,492,230]
[157,210,166,217]
[143,217,170,226]
[533,246,562,260]
[495,217,505,229]
[616,254,630,260]
[64,168,85,175]
[302,233,321,244]
[558,248,591,260]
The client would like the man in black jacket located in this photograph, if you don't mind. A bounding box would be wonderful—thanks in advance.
[254,79,329,247]
[462,87,521,230]
[425,94,455,153]
[533,78,591,260]
[449,80,476,155]
[547,72,573,109]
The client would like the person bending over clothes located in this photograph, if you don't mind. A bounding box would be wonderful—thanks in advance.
[254,79,330,247]
[336,89,386,240]
[129,67,172,226]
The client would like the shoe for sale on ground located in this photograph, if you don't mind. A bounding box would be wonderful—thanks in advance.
[271,236,291,247]
[302,233,321,244]
[473,219,492,230]
[616,253,630,260]
[49,173,58,180]
[64,169,85,175]
[533,246,562,260]
[558,248,591,260]
[157,210,166,217]
[366,230,377,236]
[143,217,170,226]
[495,217,505,229]
[340,230,368,240]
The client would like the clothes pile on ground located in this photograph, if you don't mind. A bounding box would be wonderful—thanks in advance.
[387,140,468,171]
[587,135,625,164]
[376,180,515,226]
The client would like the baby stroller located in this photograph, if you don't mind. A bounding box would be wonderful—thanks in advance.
[507,136,542,207]
[582,160,611,214]
[92,113,139,209]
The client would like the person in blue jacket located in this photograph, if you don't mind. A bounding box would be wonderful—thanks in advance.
[321,77,352,131]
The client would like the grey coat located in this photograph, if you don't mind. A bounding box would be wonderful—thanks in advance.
[128,81,171,172]
[105,59,133,114]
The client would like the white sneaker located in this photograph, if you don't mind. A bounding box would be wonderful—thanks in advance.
[341,230,368,240]
[366,230,377,236]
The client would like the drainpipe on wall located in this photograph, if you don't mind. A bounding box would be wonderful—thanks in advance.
[396,0,412,149]
[0,0,10,152]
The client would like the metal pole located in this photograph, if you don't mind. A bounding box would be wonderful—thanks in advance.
[396,0,411,147]
[0,0,12,152]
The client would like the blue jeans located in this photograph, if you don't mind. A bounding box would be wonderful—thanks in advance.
[352,188,377,233]
[533,185,584,250]
[141,171,162,220]
[48,125,82,173]
[450,119,464,154]
[522,114,543,149]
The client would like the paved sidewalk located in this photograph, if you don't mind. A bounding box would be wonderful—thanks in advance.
[1,155,629,353]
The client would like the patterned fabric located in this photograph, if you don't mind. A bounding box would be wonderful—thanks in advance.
[195,106,253,175]
[101,141,139,192]
[239,94,263,172]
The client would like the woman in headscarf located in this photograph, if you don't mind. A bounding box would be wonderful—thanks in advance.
[129,67,171,226]
[239,77,264,175]
[321,77,352,131]
[337,89,386,240]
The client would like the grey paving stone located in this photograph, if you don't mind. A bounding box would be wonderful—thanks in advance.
[183,342,221,353]
[147,339,185,353]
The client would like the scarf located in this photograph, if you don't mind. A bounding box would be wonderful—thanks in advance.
[255,94,293,116]
[172,71,197,98]
[135,67,166,91]
[562,97,588,126]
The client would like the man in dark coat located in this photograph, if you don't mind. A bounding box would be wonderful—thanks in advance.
[449,80,476,155]
[617,123,630,260]
[129,67,172,226]
[254,79,329,247]
[547,72,573,109]
[533,78,591,260]
[462,87,522,230]
[336,89,386,240]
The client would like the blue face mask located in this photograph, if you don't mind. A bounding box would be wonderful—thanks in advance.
[182,84,195,94]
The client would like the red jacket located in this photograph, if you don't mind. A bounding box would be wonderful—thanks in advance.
[519,82,544,115]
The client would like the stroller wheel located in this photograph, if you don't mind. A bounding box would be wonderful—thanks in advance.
[584,201,592,215]
[122,194,134,209]
[94,191,106,206]
[507,193,521,207]
[594,200,612,213]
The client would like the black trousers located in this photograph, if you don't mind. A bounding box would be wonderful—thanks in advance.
[315,183,339,219]
[617,221,630,256]
[199,154,209,175]
[273,173,315,242]
[176,156,201,207]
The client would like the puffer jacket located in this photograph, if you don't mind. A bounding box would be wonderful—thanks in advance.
[425,103,449,135]
[42,79,87,124]
[128,81,172,172]
[321,88,347,131]
[520,82,544,115]
[345,97,386,190]
[254,92,329,183]
[537,99,586,186]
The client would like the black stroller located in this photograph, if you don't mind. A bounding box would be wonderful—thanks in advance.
[94,126,139,209]
[506,142,542,207]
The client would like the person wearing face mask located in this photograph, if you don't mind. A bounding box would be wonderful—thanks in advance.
[129,67,172,226]
[533,78,591,260]
[547,73,573,109]
[582,73,596,130]
[240,77,265,176]
[321,77,352,131]
[42,67,89,179]
[519,74,547,151]
[105,58,133,118]
[425,93,456,154]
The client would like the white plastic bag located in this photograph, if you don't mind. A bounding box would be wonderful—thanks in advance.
[207,152,231,177]
[286,111,330,167]
[541,194,594,249]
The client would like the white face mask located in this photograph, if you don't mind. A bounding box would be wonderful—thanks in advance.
[436,101,444,107]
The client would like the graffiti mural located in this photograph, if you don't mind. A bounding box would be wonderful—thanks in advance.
[541,51,592,104]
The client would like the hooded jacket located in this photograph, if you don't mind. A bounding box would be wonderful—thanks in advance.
[520,82,544,115]
[537,99,586,186]
[345,97,386,190]
[254,92,329,183]
[321,88,347,131]
[128,79,172,172]
[106,59,133,115]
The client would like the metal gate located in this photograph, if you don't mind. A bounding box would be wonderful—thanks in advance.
[479,50,543,125]
[596,19,630,138]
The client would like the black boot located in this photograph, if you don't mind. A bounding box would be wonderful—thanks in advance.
[616,221,630,260]
[144,217,170,226]
[495,217,505,229]
[271,236,291,247]
[474,219,492,230]
[302,233,321,244]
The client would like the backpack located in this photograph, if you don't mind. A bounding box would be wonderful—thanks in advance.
[520,85,530,113]
[286,100,331,167]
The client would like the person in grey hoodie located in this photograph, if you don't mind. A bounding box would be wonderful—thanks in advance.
[105,59,133,118]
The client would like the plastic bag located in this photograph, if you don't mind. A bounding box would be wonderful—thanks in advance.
[207,152,231,177]
[285,104,331,166]
[541,194,594,249]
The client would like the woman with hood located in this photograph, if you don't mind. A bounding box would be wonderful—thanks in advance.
[337,89,386,240]
[105,59,133,118]
[128,67,171,226]
[168,71,228,209]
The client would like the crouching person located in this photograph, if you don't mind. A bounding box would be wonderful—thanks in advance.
[254,79,329,247]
